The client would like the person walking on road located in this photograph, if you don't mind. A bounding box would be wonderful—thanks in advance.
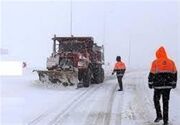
[148,46,177,125]
[112,56,126,91]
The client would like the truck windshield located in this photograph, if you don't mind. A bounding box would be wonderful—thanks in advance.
[59,41,86,52]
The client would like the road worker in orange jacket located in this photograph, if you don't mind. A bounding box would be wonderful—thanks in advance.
[112,56,126,91]
[148,46,177,125]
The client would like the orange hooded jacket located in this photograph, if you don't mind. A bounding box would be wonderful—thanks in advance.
[150,47,176,74]
[148,46,177,89]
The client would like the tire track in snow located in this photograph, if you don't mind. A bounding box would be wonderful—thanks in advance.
[28,88,88,125]
[84,81,118,125]
[48,83,107,125]
[93,84,117,125]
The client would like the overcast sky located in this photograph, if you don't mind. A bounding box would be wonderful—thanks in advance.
[1,0,179,69]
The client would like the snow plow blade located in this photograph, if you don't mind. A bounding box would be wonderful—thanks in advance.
[33,69,78,86]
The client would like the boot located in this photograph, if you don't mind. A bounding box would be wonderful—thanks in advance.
[163,121,168,125]
[154,117,162,122]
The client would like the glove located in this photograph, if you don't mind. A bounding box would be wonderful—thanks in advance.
[149,84,153,89]
[172,85,176,89]
[148,82,153,89]
[171,82,177,89]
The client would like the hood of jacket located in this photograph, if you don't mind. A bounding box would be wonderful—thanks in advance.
[156,46,167,59]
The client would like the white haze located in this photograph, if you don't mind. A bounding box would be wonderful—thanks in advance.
[1,0,180,69]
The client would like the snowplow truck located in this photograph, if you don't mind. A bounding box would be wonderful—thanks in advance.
[34,35,104,87]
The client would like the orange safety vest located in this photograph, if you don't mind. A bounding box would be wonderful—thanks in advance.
[114,61,126,70]
[150,47,177,74]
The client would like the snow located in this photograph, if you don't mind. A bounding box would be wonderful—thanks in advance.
[0,68,180,125]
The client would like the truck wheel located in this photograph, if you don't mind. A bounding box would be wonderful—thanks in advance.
[100,68,104,83]
[83,68,91,87]
[94,67,104,84]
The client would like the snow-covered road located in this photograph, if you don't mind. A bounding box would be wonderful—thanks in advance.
[1,69,180,125]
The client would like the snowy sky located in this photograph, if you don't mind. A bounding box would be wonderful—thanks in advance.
[1,0,180,68]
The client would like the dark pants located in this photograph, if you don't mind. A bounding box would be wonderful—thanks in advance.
[153,89,171,123]
[117,76,123,90]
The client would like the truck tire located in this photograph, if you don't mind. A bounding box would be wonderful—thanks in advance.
[83,68,91,87]
[93,67,104,84]
[99,68,104,83]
